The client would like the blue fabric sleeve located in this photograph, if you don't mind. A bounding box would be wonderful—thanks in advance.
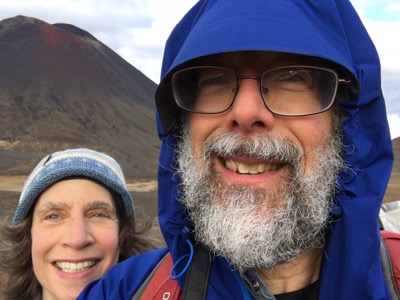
[77,248,168,299]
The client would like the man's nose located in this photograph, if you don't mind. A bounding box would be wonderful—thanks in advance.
[226,78,275,132]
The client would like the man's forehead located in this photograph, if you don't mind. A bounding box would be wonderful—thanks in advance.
[194,51,328,70]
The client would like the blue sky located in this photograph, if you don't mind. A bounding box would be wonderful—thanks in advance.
[0,0,399,138]
[354,0,400,21]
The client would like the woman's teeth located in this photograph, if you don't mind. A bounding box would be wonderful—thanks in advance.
[56,261,96,273]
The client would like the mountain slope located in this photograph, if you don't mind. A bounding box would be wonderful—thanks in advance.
[392,137,400,173]
[0,15,159,179]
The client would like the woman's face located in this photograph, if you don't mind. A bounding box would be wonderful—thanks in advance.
[31,179,120,300]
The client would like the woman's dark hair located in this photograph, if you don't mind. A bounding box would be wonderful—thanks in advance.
[0,216,39,300]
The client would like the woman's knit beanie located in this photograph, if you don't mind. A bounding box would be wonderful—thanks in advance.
[12,148,134,224]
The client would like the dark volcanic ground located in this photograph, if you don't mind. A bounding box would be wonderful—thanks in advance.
[0,16,160,180]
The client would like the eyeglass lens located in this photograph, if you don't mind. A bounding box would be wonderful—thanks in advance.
[172,66,338,116]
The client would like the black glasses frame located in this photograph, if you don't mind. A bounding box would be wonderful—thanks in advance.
[172,65,352,117]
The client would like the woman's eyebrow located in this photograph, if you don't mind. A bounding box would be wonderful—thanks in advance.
[85,201,116,213]
[35,202,70,216]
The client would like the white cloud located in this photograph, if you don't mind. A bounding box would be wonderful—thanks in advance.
[361,19,400,69]
[350,0,400,67]
[388,3,400,12]
[119,0,198,82]
[349,1,400,138]
[388,114,400,140]
[383,69,400,114]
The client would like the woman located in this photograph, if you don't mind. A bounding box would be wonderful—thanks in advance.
[0,148,160,300]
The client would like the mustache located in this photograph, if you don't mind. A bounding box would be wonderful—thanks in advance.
[203,132,303,166]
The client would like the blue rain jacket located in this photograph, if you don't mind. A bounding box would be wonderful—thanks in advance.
[78,0,394,299]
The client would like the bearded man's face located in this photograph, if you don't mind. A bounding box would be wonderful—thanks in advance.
[176,116,344,269]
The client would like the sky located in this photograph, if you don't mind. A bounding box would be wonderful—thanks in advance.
[0,0,399,139]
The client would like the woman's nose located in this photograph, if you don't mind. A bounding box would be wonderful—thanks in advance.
[62,217,94,249]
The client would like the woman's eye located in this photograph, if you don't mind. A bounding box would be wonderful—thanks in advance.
[89,211,111,219]
[44,213,60,220]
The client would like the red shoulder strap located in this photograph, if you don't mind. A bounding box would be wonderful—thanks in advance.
[381,230,400,297]
[140,253,181,300]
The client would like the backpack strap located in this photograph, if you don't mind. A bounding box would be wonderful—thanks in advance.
[181,243,211,299]
[380,230,400,300]
[132,244,211,300]
[132,252,181,300]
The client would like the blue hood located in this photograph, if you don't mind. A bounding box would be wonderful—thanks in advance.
[155,0,394,298]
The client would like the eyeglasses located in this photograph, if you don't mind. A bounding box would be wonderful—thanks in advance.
[171,66,351,117]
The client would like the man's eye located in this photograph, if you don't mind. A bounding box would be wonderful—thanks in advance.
[200,74,230,86]
[278,70,313,83]
[279,71,303,81]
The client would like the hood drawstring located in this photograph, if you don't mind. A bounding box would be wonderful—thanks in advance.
[170,239,194,280]
[330,205,342,218]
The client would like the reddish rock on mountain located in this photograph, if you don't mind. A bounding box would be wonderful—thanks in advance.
[0,15,159,179]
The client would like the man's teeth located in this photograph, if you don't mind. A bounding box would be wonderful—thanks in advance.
[56,261,96,273]
[225,159,280,174]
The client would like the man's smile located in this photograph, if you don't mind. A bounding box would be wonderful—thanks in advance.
[223,158,283,174]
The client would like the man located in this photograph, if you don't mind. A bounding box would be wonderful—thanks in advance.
[78,0,394,299]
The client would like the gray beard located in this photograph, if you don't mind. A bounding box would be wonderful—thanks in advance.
[176,124,345,270]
